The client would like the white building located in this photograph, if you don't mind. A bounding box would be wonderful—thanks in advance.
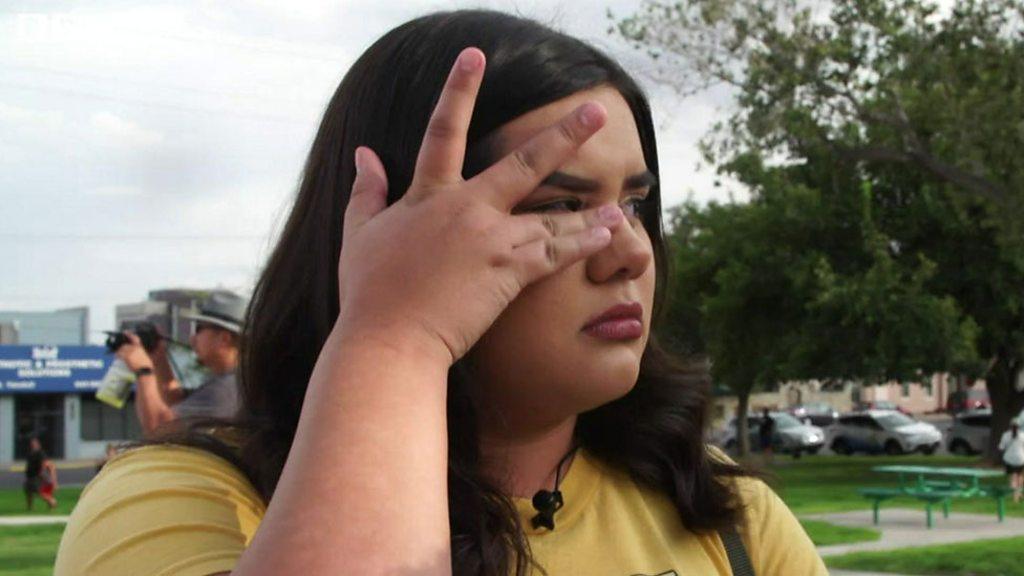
[1,289,226,464]
[0,307,140,464]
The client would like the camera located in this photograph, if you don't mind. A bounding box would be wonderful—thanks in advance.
[104,321,162,353]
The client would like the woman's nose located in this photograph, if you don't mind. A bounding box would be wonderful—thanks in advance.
[585,216,652,283]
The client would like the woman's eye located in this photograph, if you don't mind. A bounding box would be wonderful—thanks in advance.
[527,195,646,217]
[622,197,646,218]
[531,198,583,213]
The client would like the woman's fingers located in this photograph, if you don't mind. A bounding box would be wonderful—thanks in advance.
[510,227,613,287]
[474,102,607,211]
[344,147,389,241]
[410,48,486,192]
[507,204,623,247]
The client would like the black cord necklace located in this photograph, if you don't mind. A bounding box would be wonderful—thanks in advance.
[530,444,579,531]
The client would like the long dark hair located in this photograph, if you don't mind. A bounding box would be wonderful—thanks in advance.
[147,10,750,576]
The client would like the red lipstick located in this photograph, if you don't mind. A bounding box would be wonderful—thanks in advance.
[582,302,644,340]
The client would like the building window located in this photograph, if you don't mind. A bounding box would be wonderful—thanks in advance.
[80,397,143,441]
[901,382,911,397]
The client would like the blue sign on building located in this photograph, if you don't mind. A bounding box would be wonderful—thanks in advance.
[0,345,113,394]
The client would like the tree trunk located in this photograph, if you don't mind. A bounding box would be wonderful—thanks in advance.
[986,356,1024,462]
[736,390,751,457]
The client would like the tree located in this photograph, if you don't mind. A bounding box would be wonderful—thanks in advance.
[665,169,975,455]
[614,0,1024,456]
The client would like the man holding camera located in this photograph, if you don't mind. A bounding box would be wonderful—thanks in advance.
[116,291,245,436]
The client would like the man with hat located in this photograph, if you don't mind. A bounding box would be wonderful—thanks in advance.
[116,291,245,436]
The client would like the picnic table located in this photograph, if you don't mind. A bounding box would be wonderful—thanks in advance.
[859,464,1009,528]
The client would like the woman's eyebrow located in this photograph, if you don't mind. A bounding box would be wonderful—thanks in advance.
[540,170,658,192]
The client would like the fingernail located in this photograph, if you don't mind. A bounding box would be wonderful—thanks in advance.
[578,104,603,129]
[460,48,482,72]
[354,147,365,175]
[598,204,622,224]
[589,227,611,243]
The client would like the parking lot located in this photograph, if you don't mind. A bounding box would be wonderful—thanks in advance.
[715,411,971,458]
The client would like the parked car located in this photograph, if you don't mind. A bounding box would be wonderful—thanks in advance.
[789,402,839,427]
[716,412,826,456]
[854,400,912,415]
[946,388,991,414]
[947,409,991,455]
[830,410,942,455]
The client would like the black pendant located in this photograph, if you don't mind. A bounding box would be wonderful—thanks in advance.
[531,489,564,530]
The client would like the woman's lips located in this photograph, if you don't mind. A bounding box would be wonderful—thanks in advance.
[582,302,644,340]
[582,318,643,340]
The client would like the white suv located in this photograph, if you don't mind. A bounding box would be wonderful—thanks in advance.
[830,410,942,456]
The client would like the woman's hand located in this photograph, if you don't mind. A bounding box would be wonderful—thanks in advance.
[336,47,624,365]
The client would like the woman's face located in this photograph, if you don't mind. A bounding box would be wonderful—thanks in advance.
[468,86,657,434]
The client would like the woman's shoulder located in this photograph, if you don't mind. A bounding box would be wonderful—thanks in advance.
[703,445,828,574]
[89,443,261,498]
[703,444,772,510]
[73,443,266,530]
[55,443,266,576]
[703,444,807,537]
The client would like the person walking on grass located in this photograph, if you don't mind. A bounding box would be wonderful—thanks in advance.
[998,420,1024,504]
[23,437,58,511]
[759,408,775,462]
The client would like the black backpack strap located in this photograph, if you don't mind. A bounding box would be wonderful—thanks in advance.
[720,528,755,576]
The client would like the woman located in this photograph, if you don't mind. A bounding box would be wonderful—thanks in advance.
[55,10,825,575]
[999,421,1024,504]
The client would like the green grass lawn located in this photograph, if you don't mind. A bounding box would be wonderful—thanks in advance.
[0,487,82,516]
[0,524,65,576]
[761,454,1020,574]
[826,535,1024,576]
[0,486,75,575]
[799,519,880,546]
[762,454,1020,519]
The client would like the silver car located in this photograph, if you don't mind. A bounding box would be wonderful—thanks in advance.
[947,409,991,455]
[717,412,826,456]
[831,410,942,455]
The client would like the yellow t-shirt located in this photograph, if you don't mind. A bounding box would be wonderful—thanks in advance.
[54,445,265,576]
[512,449,826,575]
[55,445,825,575]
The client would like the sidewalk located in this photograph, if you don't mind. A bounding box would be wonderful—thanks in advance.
[806,508,1024,557]
[0,515,69,526]
[827,565,917,569]
[2,459,99,489]
[802,507,1024,575]
[6,459,98,473]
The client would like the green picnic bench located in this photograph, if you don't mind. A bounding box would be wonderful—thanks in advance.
[859,465,1007,528]
[980,485,1016,522]
[859,486,958,528]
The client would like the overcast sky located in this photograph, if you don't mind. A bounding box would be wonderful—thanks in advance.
[0,1,743,343]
